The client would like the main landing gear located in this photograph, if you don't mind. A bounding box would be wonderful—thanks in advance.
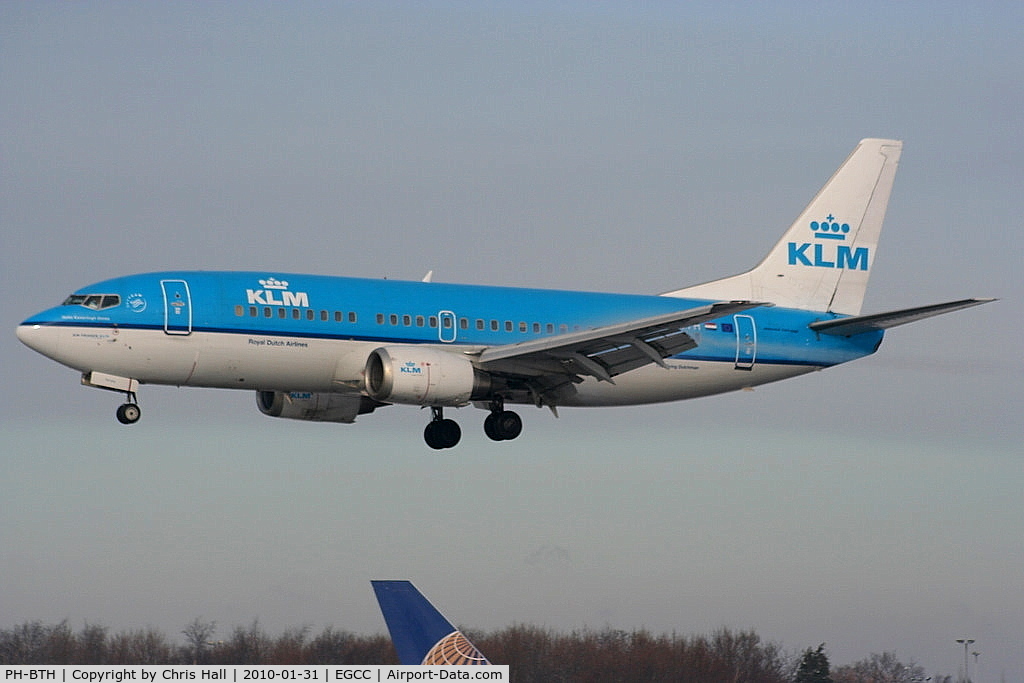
[424,407,461,450]
[484,400,522,442]
[115,391,141,425]
[422,401,524,450]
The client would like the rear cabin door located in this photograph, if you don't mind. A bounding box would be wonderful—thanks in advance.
[734,314,756,370]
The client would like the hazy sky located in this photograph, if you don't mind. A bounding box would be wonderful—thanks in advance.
[2,2,1021,678]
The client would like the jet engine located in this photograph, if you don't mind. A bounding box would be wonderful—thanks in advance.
[364,346,492,406]
[256,390,378,423]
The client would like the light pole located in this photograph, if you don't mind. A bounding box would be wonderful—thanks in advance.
[955,638,975,682]
[972,651,980,682]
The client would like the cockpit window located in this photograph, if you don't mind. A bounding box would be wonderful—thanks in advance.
[62,294,121,310]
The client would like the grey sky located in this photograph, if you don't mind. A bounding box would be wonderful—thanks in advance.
[2,2,1021,678]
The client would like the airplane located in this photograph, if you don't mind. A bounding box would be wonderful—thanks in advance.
[372,580,491,665]
[16,138,994,449]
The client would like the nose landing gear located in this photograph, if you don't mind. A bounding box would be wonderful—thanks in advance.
[115,391,141,425]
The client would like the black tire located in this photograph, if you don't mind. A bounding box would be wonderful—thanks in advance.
[116,403,141,425]
[438,418,461,448]
[494,410,522,440]
[483,413,503,441]
[425,419,461,449]
[424,421,444,449]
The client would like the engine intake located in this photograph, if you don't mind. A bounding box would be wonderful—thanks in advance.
[365,346,492,406]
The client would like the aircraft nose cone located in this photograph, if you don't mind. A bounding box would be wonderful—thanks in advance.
[16,323,59,358]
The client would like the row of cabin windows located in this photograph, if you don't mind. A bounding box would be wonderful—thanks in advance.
[236,305,357,323]
[375,313,571,335]
[235,304,574,335]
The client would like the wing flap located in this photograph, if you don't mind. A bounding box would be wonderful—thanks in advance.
[809,298,995,336]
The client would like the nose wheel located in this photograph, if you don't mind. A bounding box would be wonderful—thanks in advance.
[424,407,461,450]
[116,401,141,425]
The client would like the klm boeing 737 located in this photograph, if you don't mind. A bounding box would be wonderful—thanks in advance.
[16,139,993,449]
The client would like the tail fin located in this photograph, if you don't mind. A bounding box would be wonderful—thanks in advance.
[665,138,903,315]
[372,580,491,665]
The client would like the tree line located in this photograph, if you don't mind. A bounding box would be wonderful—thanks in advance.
[1,620,948,682]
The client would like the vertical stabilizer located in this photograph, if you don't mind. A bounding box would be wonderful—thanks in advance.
[372,580,491,665]
[665,139,902,315]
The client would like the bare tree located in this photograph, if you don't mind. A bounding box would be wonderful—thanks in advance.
[181,618,217,664]
[833,651,927,683]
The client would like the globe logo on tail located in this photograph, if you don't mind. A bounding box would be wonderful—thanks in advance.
[422,631,491,665]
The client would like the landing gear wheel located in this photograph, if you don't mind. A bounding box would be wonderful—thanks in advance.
[483,413,500,441]
[484,410,522,441]
[116,403,141,425]
[424,412,461,450]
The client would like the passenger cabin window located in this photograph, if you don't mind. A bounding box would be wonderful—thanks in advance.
[235,305,244,316]
[349,312,357,323]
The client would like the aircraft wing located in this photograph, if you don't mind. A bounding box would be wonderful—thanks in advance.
[477,301,763,384]
[809,298,995,337]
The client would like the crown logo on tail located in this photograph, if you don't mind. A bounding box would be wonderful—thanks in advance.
[810,214,850,241]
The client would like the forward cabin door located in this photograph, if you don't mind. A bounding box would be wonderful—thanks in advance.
[161,279,193,335]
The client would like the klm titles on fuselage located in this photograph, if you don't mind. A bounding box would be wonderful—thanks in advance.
[245,278,310,307]
[787,217,869,271]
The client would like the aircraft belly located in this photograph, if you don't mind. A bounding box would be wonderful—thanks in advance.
[559,361,817,407]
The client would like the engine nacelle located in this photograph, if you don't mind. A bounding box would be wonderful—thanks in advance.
[256,390,378,423]
[365,346,491,406]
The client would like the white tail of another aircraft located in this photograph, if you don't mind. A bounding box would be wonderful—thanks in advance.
[666,138,903,315]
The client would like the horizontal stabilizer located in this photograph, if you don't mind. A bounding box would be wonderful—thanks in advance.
[809,298,995,336]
